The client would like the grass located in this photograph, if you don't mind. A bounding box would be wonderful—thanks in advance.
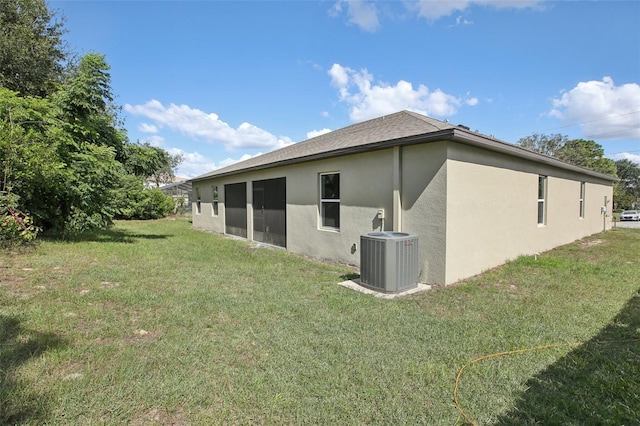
[1,218,638,425]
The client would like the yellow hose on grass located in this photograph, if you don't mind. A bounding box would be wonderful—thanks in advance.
[453,338,640,425]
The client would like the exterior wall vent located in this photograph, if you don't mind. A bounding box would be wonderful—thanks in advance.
[359,232,419,293]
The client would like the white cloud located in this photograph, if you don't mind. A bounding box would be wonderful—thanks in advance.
[138,123,159,133]
[307,128,332,139]
[217,153,263,170]
[273,138,296,150]
[453,15,474,26]
[329,63,351,89]
[166,148,216,178]
[549,77,640,140]
[166,148,267,179]
[409,0,470,21]
[144,135,165,147]
[330,1,380,32]
[330,0,544,30]
[328,63,476,122]
[125,100,293,151]
[608,152,640,166]
[408,0,545,22]
[125,101,297,178]
[346,0,380,32]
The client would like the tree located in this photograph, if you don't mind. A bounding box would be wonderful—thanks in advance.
[111,142,182,219]
[55,53,126,162]
[615,159,640,196]
[518,133,616,176]
[1,53,126,235]
[614,159,640,209]
[109,174,175,220]
[555,139,617,176]
[43,53,126,234]
[0,0,68,97]
[152,150,184,187]
[1,6,177,239]
[0,87,55,243]
[123,141,183,187]
[517,133,567,157]
[0,87,65,226]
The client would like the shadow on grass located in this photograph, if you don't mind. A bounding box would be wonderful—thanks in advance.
[43,227,173,244]
[340,272,361,281]
[0,315,68,424]
[495,289,640,425]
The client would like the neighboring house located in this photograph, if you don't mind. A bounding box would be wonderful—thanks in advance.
[189,111,615,286]
[159,181,193,212]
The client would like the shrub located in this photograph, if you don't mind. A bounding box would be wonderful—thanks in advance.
[0,206,40,247]
[111,176,175,220]
[137,189,175,219]
[176,196,186,216]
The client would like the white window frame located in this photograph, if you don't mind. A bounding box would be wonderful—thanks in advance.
[319,172,340,231]
[537,175,547,225]
[212,185,219,217]
[195,187,202,215]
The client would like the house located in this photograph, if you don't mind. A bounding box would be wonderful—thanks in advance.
[189,111,615,286]
[158,181,193,212]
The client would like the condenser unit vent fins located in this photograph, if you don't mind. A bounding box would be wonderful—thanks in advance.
[360,232,419,293]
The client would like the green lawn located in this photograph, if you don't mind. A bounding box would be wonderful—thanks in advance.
[1,218,638,425]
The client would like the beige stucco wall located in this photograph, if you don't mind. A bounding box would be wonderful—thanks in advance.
[192,149,400,266]
[282,150,397,265]
[192,140,614,287]
[444,142,613,284]
[399,142,448,285]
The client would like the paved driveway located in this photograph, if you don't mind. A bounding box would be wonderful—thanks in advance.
[614,220,640,229]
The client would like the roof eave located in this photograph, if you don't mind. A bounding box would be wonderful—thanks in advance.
[188,127,617,183]
[189,129,456,182]
[449,129,618,182]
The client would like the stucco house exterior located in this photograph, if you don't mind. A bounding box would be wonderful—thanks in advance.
[189,111,615,286]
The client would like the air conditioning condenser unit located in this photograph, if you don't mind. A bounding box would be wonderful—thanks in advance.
[359,232,419,293]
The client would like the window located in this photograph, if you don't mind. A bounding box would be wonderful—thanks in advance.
[579,182,585,218]
[320,173,340,230]
[537,175,547,225]
[195,187,201,215]
[212,185,219,216]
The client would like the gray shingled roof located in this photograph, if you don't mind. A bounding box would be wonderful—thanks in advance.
[190,110,616,182]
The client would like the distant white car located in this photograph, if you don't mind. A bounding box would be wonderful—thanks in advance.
[620,210,640,221]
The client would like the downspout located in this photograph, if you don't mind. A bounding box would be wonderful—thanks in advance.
[393,146,402,231]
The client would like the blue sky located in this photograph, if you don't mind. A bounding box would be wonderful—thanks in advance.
[51,0,640,178]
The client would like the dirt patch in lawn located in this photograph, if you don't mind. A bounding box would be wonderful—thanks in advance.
[130,407,188,426]
[580,239,604,248]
